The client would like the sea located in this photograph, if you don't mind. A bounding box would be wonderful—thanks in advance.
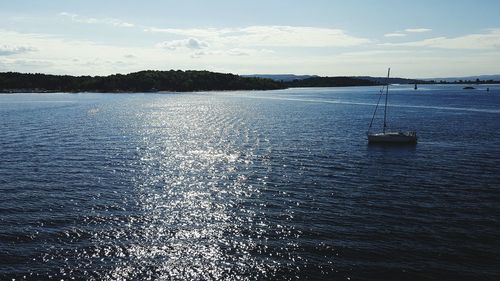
[1,85,499,280]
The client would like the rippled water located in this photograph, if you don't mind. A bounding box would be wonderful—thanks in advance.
[1,85,499,280]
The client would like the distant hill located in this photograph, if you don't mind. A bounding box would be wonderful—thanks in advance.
[0,70,285,93]
[242,74,317,82]
[245,74,427,85]
[425,75,500,83]
[355,76,428,84]
[285,76,378,87]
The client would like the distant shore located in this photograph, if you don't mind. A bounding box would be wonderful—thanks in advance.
[1,70,500,93]
[0,70,285,93]
[0,70,380,93]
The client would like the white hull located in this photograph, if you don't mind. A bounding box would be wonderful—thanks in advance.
[368,132,417,144]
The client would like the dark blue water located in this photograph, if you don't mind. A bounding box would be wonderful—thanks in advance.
[1,85,499,280]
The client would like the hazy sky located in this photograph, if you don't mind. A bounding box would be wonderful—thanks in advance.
[1,0,500,77]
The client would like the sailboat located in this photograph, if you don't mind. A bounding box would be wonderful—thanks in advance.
[414,83,418,90]
[367,68,417,144]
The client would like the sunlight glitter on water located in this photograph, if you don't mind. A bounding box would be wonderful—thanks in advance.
[94,98,284,280]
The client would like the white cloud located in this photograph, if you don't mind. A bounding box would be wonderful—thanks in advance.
[226,48,251,56]
[1,26,499,78]
[145,27,226,38]
[384,33,407,37]
[405,28,432,33]
[156,38,208,50]
[189,48,274,59]
[0,58,53,68]
[59,12,134,28]
[146,25,370,47]
[0,45,36,56]
[0,29,157,74]
[383,28,431,38]
[381,29,500,49]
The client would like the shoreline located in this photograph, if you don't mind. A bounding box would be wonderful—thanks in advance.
[2,83,499,95]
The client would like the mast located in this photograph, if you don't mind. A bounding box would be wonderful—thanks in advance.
[383,68,390,134]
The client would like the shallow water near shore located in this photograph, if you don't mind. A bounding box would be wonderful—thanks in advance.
[1,85,499,280]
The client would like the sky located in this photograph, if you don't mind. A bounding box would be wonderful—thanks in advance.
[1,0,500,78]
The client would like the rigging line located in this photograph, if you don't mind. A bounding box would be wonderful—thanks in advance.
[367,84,385,133]
[383,68,390,134]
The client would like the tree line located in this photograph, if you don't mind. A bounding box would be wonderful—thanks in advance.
[0,70,401,93]
[0,70,286,92]
[285,76,378,87]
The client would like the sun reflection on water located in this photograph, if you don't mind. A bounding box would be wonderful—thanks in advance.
[93,98,286,280]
